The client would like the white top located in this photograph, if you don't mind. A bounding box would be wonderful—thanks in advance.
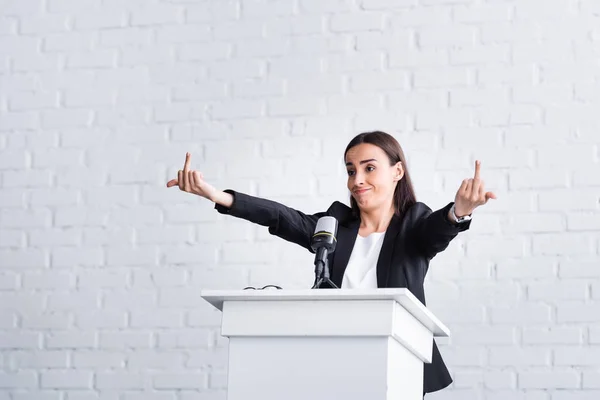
[341,232,385,289]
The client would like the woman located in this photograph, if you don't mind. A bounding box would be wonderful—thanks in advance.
[167,131,496,395]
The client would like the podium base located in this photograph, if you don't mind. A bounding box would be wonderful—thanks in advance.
[226,336,423,400]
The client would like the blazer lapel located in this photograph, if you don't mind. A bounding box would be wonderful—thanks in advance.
[376,215,401,288]
[331,218,359,288]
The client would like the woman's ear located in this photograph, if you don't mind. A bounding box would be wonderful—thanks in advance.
[394,161,404,181]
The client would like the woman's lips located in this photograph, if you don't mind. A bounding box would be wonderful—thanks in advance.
[354,188,371,195]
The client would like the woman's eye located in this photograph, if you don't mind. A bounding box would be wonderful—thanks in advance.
[347,170,355,176]
[366,166,375,172]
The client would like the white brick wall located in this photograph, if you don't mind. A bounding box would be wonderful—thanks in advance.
[1,0,599,398]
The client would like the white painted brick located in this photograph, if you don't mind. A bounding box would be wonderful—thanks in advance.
[47,292,100,311]
[41,371,93,389]
[83,187,137,207]
[75,311,127,329]
[559,258,600,278]
[418,25,475,48]
[123,394,175,400]
[451,326,517,345]
[0,111,40,130]
[172,83,228,102]
[99,332,153,349]
[557,302,600,323]
[477,65,535,86]
[490,304,552,325]
[157,25,210,45]
[289,35,351,55]
[264,15,325,36]
[533,233,594,256]
[2,170,52,187]
[330,12,384,32]
[324,52,383,73]
[453,4,513,23]
[0,190,25,208]
[269,56,321,77]
[0,271,18,289]
[127,351,184,369]
[489,347,551,367]
[481,21,538,44]
[8,92,58,111]
[131,267,187,289]
[504,213,565,234]
[157,330,212,349]
[131,5,182,26]
[232,79,284,98]
[186,2,239,23]
[41,109,92,129]
[0,372,37,388]
[326,93,384,114]
[459,282,522,306]
[54,208,107,227]
[45,332,96,349]
[120,46,173,67]
[449,86,509,107]
[523,327,583,345]
[100,28,153,47]
[235,38,289,58]
[22,271,73,289]
[450,44,510,65]
[153,373,207,389]
[21,313,71,330]
[267,96,323,117]
[538,189,599,211]
[349,70,408,92]
[528,280,588,301]
[67,49,116,69]
[179,43,231,62]
[582,372,600,389]
[43,32,94,52]
[51,247,104,267]
[72,351,124,368]
[130,310,184,328]
[0,248,47,268]
[9,351,69,368]
[73,11,126,30]
[242,0,295,18]
[30,188,79,206]
[567,213,600,231]
[0,333,40,349]
[413,66,470,88]
[555,347,600,367]
[518,370,579,389]
[212,99,264,120]
[95,372,147,389]
[0,293,45,313]
[299,0,354,13]
[509,169,569,190]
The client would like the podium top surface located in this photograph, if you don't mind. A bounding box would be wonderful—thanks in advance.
[201,288,450,337]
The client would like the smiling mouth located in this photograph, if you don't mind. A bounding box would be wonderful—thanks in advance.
[354,188,371,194]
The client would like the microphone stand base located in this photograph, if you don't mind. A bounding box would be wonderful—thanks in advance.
[312,278,339,289]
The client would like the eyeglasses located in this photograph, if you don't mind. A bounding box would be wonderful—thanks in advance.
[243,285,282,290]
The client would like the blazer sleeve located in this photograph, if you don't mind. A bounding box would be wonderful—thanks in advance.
[409,202,470,260]
[214,190,329,252]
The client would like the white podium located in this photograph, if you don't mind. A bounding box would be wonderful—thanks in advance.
[201,288,450,400]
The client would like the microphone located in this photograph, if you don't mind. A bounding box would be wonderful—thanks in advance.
[311,216,339,289]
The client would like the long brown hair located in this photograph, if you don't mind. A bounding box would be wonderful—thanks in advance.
[344,131,417,219]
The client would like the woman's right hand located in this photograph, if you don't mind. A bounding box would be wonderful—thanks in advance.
[166,152,218,201]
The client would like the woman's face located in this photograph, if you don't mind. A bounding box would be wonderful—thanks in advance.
[345,143,404,213]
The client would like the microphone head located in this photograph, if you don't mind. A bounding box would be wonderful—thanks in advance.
[311,216,338,253]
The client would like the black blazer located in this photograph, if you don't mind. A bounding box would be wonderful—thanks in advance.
[215,189,471,394]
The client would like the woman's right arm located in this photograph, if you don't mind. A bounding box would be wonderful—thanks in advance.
[166,152,325,251]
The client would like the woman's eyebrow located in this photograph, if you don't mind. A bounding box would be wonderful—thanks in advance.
[345,158,377,166]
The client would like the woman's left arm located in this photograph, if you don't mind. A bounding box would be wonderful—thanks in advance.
[414,160,496,259]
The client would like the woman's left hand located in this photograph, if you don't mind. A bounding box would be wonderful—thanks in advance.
[454,160,497,217]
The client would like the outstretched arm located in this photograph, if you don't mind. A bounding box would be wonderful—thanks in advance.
[167,152,325,251]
